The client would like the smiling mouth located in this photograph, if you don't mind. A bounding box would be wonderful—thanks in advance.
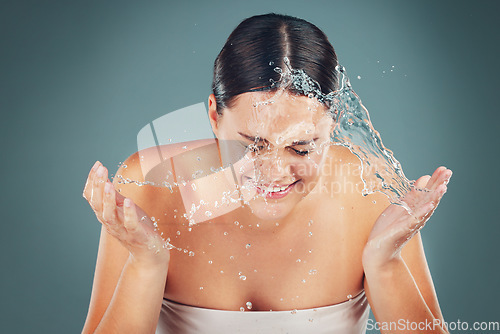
[256,179,300,199]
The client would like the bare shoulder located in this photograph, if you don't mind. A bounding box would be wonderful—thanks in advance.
[112,139,217,209]
[325,144,391,227]
[113,139,216,185]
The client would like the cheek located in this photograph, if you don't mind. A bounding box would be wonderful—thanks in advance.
[292,157,323,180]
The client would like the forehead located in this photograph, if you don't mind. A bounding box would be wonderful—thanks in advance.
[226,91,331,142]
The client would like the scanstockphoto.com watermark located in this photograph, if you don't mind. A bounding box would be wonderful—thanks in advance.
[367,318,500,333]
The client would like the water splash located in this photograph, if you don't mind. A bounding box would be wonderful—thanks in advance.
[270,57,413,204]
[115,56,421,252]
[330,65,412,203]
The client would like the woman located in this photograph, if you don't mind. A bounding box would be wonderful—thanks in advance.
[82,13,452,334]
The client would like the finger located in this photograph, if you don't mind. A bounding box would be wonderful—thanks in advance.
[406,200,436,230]
[426,166,450,190]
[123,198,140,232]
[102,181,117,224]
[91,165,108,213]
[83,161,100,200]
[430,183,447,205]
[414,183,447,226]
[413,174,431,189]
[443,169,453,185]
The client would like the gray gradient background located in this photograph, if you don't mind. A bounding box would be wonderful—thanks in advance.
[1,0,499,333]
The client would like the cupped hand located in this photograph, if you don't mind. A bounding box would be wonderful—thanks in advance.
[83,161,170,267]
[362,166,452,270]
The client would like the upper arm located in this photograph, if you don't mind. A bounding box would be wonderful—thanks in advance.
[400,231,446,323]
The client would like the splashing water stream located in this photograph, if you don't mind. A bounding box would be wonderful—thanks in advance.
[256,57,415,206]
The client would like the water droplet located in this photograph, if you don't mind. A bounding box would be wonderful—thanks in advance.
[240,307,245,312]
[246,243,251,249]
[291,309,297,315]
[176,231,181,236]
[205,211,212,217]
[308,231,313,237]
[234,221,239,226]
[357,75,361,80]
[208,260,213,264]
[188,251,195,256]
[223,232,228,236]
[239,275,247,281]
[246,301,252,310]
[301,279,306,283]
[199,286,204,290]
[296,259,301,263]
[309,269,317,275]
[229,256,234,260]
[347,294,353,300]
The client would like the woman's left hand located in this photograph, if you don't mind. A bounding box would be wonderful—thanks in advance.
[362,166,452,270]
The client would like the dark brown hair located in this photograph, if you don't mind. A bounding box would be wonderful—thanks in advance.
[212,13,338,114]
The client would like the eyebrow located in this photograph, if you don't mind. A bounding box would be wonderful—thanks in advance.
[237,132,318,146]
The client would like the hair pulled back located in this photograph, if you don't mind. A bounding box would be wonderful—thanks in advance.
[212,13,338,114]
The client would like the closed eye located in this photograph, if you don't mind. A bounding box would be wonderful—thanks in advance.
[290,147,311,156]
[244,143,266,152]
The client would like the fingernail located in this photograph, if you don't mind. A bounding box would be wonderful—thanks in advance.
[124,198,131,207]
[97,166,105,177]
[92,161,100,172]
[104,182,111,194]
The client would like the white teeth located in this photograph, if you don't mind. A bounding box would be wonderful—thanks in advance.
[269,185,289,192]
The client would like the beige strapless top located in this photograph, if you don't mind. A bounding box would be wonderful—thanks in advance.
[155,290,370,334]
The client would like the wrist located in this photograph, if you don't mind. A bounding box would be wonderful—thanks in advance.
[126,253,170,276]
[362,250,404,277]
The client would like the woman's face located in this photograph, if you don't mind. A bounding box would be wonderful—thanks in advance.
[209,90,333,221]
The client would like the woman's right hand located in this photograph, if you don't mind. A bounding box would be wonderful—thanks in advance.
[83,161,170,268]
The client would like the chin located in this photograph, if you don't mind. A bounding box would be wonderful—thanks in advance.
[248,205,291,221]
[244,195,298,221]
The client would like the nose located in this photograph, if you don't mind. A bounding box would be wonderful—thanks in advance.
[255,149,293,184]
